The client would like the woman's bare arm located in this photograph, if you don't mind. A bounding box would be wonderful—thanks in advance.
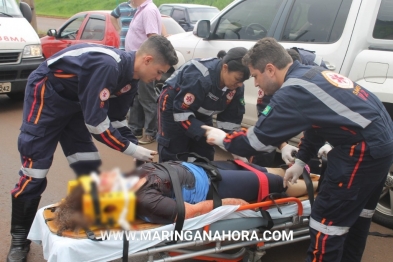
[183,198,249,219]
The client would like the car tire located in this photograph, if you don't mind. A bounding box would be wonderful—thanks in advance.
[7,92,25,101]
[372,175,393,229]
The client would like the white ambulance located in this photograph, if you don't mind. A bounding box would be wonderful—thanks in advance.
[0,0,44,100]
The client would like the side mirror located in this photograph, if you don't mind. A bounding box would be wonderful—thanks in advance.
[178,19,187,25]
[47,29,57,37]
[194,20,210,39]
[19,2,32,23]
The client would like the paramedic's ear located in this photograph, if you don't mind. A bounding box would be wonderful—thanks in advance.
[202,125,226,147]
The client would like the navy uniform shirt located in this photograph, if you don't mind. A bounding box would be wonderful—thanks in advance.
[30,43,140,154]
[257,48,328,117]
[224,61,393,162]
[164,58,245,140]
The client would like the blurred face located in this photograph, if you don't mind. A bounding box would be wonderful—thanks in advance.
[130,0,144,8]
[221,64,245,91]
[139,55,170,83]
[249,64,280,95]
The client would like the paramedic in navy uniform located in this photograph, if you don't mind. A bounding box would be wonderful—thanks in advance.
[203,38,393,262]
[157,47,250,162]
[7,35,178,262]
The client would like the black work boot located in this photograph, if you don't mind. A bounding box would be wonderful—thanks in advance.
[7,196,41,262]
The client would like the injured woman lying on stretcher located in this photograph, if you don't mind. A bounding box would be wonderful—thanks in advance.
[55,160,318,233]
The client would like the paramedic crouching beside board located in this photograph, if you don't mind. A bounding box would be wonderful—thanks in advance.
[7,36,178,262]
[203,38,393,262]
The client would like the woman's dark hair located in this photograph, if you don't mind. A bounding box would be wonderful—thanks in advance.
[217,47,250,81]
[55,184,87,234]
[286,48,302,63]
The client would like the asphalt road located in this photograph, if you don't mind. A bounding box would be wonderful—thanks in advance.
[0,16,391,262]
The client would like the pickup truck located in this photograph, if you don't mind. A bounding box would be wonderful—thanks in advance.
[167,0,393,229]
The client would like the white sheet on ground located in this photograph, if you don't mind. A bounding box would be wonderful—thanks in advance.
[28,200,311,262]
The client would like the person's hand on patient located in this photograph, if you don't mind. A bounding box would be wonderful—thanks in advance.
[133,145,157,162]
[280,143,299,164]
[318,143,332,159]
[283,159,306,187]
[202,125,227,147]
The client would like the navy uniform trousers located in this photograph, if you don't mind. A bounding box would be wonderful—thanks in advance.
[306,142,393,262]
[12,74,101,200]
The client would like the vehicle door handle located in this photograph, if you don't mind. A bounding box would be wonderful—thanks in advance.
[324,61,336,71]
[67,43,71,47]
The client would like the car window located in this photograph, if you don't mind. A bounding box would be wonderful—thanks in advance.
[159,6,173,16]
[172,9,186,22]
[0,0,22,16]
[162,17,185,35]
[373,0,393,40]
[188,8,219,22]
[280,0,352,43]
[213,0,285,40]
[59,17,84,40]
[81,18,106,41]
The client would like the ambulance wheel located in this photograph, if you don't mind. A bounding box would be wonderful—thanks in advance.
[373,175,393,229]
[7,92,25,101]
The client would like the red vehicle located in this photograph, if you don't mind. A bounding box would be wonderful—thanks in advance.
[41,11,119,58]
[41,11,185,58]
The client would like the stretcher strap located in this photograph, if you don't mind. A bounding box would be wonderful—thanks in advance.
[233,160,269,203]
[158,163,185,244]
[301,168,314,207]
[90,181,101,226]
[192,162,222,209]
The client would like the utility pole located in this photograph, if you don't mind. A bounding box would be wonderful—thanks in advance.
[22,0,38,32]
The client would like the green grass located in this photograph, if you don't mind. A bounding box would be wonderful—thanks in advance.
[34,0,233,18]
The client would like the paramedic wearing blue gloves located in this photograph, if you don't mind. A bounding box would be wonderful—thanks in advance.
[7,35,178,262]
[157,47,250,162]
[204,38,393,262]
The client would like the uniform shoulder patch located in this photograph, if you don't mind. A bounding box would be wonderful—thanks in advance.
[258,89,265,98]
[262,105,272,116]
[120,84,131,93]
[322,71,353,89]
[239,98,245,105]
[183,93,195,105]
[100,88,110,101]
[226,90,236,100]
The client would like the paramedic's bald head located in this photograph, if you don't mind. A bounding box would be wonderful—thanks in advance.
[134,35,178,83]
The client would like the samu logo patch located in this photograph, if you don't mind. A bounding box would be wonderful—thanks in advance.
[262,105,272,116]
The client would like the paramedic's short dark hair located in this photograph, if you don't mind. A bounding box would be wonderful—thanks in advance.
[243,37,292,72]
[218,47,250,81]
[286,48,302,63]
[138,35,178,66]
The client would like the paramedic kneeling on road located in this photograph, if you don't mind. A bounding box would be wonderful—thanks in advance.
[203,37,393,262]
[157,47,250,162]
[7,36,178,262]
